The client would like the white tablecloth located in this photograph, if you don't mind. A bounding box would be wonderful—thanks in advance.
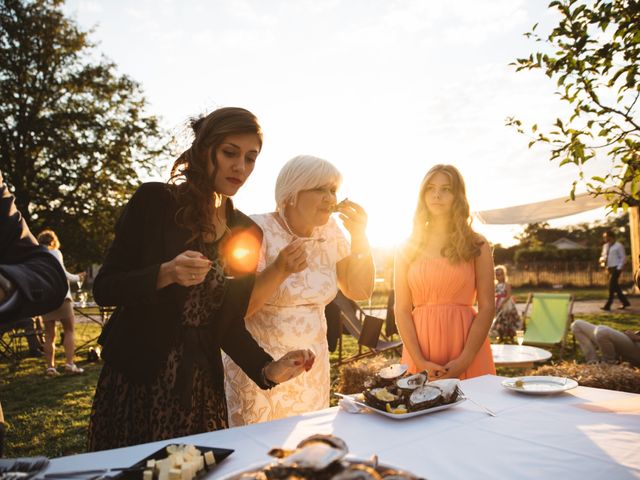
[46,375,640,479]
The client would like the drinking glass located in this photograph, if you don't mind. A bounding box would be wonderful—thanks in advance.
[516,329,525,346]
[78,291,88,307]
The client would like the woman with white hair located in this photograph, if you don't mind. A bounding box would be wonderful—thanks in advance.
[223,155,375,425]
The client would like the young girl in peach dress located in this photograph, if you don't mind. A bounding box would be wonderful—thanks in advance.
[394,164,495,380]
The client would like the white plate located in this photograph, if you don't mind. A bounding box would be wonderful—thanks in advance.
[336,391,466,419]
[501,375,578,395]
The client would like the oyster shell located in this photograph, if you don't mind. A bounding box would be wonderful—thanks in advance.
[297,434,349,452]
[377,364,408,384]
[408,385,442,411]
[279,442,346,470]
[428,379,460,403]
[332,464,382,479]
[396,371,428,392]
[266,434,348,472]
[238,435,424,480]
[363,387,402,411]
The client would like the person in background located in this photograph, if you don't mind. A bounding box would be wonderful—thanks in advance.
[0,171,67,457]
[37,229,85,376]
[490,264,521,342]
[89,107,314,451]
[224,155,374,426]
[599,230,630,311]
[571,319,640,366]
[394,164,495,379]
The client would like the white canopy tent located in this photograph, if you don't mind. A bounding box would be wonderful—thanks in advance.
[474,193,639,290]
[473,192,608,225]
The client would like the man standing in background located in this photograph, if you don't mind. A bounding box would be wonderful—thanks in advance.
[600,230,631,311]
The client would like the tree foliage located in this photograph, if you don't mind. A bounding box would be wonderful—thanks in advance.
[0,0,170,268]
[508,0,640,209]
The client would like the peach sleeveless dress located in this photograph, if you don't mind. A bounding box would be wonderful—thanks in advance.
[401,256,495,379]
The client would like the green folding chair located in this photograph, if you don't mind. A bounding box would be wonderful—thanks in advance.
[521,293,574,359]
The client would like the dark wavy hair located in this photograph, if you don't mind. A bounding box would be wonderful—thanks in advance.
[169,107,263,243]
[405,164,482,263]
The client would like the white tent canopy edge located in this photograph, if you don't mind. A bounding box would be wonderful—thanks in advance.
[473,192,608,225]
[473,193,639,293]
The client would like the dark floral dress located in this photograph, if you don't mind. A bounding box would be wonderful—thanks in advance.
[88,243,230,451]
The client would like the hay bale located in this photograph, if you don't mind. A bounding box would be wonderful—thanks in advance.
[335,356,396,395]
[530,361,640,394]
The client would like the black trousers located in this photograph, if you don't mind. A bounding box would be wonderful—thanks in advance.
[605,267,629,308]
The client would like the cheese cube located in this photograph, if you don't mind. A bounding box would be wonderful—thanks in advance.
[203,451,216,467]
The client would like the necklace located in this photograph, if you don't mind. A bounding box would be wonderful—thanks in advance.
[278,210,326,243]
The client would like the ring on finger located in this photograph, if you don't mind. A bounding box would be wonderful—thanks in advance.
[190,274,195,280]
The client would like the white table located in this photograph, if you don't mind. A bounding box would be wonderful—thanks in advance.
[491,344,552,368]
[45,375,640,479]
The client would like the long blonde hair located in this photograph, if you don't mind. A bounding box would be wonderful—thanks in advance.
[405,164,482,263]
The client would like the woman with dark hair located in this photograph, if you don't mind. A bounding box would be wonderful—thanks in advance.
[394,164,495,379]
[89,107,314,451]
[37,229,85,376]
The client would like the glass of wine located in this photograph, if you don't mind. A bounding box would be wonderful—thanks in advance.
[516,329,525,347]
[78,291,88,308]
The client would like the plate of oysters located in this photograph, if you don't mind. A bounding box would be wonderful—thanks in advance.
[338,363,466,419]
[219,434,424,479]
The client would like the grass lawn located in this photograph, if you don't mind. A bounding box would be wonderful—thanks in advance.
[1,301,638,459]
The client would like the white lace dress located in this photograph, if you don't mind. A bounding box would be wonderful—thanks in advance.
[223,213,349,426]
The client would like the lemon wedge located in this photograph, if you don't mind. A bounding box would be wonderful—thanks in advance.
[374,389,397,402]
[385,403,408,415]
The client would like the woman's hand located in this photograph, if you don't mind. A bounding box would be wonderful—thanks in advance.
[415,358,448,379]
[335,199,368,237]
[264,349,315,384]
[440,355,471,379]
[159,250,212,288]
[274,239,308,275]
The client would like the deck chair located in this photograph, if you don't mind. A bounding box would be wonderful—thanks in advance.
[330,291,402,365]
[0,318,43,363]
[521,293,574,359]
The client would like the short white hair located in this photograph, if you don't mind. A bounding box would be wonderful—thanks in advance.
[275,155,342,210]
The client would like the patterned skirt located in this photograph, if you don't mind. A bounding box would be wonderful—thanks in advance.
[88,347,227,452]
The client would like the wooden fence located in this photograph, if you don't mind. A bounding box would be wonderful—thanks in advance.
[505,262,634,288]
[372,261,635,294]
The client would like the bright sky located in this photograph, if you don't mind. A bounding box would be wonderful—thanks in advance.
[63,0,614,248]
